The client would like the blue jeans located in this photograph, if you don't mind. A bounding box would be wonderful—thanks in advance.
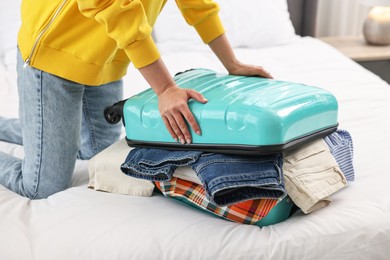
[121,148,203,181]
[192,153,285,206]
[0,50,123,199]
[121,148,286,206]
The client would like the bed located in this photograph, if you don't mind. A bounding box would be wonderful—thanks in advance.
[1,0,390,259]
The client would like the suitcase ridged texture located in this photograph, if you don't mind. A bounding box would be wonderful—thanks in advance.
[123,69,338,154]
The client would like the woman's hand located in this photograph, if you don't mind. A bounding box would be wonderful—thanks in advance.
[208,33,273,79]
[139,58,207,144]
[157,85,207,144]
[226,61,273,79]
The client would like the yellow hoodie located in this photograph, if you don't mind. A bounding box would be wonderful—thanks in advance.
[18,0,225,86]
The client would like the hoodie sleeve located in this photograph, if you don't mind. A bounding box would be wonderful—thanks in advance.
[77,0,160,69]
[175,0,225,43]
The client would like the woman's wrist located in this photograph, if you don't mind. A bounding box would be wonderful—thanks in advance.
[208,34,239,72]
[138,58,176,95]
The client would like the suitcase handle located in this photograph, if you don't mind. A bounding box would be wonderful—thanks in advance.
[104,99,127,125]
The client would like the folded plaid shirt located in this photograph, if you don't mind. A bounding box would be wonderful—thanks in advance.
[155,177,278,225]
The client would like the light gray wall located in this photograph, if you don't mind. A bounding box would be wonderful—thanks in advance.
[316,0,371,37]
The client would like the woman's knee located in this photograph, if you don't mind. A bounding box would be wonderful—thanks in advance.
[29,181,70,199]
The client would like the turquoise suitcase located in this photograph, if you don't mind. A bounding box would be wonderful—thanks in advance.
[105,68,338,154]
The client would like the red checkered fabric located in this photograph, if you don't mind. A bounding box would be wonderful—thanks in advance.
[155,177,278,225]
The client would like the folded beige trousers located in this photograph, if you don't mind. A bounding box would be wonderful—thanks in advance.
[88,139,155,196]
[283,138,347,214]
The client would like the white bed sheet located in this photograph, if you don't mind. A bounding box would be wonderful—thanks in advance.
[1,37,390,260]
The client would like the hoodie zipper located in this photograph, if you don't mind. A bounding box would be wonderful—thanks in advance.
[23,0,68,69]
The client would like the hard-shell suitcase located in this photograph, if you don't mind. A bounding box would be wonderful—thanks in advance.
[105,68,338,155]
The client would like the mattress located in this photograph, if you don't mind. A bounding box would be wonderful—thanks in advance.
[1,37,390,259]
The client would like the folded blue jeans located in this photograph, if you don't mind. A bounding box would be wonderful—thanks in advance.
[121,148,203,181]
[191,153,286,206]
[121,148,286,206]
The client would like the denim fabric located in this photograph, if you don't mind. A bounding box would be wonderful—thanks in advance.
[324,130,355,182]
[0,49,123,199]
[121,148,203,181]
[192,153,286,206]
[0,118,22,145]
[121,148,286,206]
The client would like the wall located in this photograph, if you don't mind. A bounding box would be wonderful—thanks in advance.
[316,0,372,37]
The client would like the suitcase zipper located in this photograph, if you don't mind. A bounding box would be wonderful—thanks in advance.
[23,0,68,70]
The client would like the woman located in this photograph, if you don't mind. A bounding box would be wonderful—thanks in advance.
[0,0,271,199]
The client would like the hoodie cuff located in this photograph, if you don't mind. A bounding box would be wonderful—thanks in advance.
[194,13,225,44]
[125,35,161,68]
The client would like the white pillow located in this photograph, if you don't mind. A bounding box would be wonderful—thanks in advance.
[153,0,203,51]
[154,0,298,49]
[218,0,298,48]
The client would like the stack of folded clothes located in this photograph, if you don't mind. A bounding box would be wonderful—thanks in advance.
[120,129,354,227]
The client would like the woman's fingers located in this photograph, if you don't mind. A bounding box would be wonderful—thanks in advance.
[255,67,273,79]
[178,104,200,141]
[187,89,208,104]
[228,62,273,79]
[158,87,206,144]
[162,109,198,144]
[173,110,192,144]
[161,115,178,142]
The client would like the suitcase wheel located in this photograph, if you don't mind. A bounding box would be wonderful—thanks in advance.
[104,100,127,125]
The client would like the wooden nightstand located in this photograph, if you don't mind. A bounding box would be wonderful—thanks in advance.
[320,36,390,84]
